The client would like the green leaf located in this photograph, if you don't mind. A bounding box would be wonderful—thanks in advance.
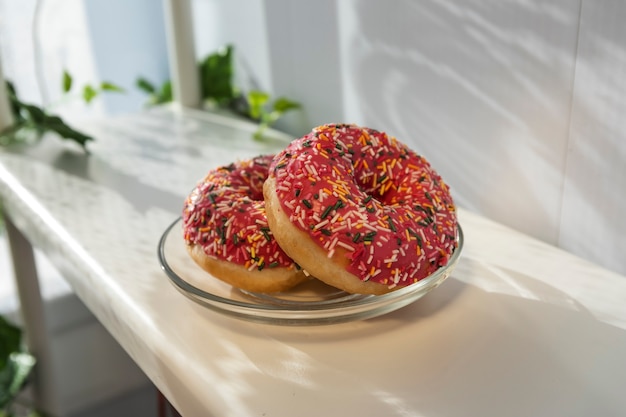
[157,80,173,103]
[0,123,26,146]
[0,317,21,371]
[99,81,124,93]
[82,85,97,104]
[1,82,93,151]
[0,316,31,410]
[42,115,93,149]
[5,81,22,121]
[272,97,300,113]
[19,104,46,124]
[135,77,156,94]
[253,123,269,141]
[62,70,73,93]
[247,90,269,120]
[199,44,236,103]
[0,352,36,409]
[137,78,172,106]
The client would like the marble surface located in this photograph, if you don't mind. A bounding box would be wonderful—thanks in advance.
[1,106,625,417]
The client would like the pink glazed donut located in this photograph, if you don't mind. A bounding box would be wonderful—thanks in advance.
[263,124,458,295]
[183,155,306,293]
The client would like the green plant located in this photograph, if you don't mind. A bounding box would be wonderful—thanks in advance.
[199,45,237,105]
[0,81,92,151]
[0,316,41,417]
[246,91,300,140]
[136,45,301,140]
[61,70,124,106]
[0,72,124,151]
[135,78,172,106]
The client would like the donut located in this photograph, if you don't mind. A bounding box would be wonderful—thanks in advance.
[263,124,458,295]
[182,155,307,293]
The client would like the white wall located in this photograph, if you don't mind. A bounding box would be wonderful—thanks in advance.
[560,0,626,275]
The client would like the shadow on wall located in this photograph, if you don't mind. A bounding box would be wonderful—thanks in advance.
[338,0,582,246]
[558,0,626,275]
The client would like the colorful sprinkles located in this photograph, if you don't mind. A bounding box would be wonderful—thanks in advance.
[182,155,296,272]
[269,124,458,289]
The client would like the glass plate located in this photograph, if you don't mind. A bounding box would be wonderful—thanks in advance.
[158,218,463,325]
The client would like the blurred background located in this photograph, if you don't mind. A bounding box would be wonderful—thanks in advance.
[1,0,625,415]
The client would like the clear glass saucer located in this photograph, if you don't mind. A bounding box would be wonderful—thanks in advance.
[158,218,463,325]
